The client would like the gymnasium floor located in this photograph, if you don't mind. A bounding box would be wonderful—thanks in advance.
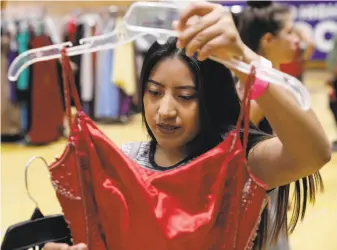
[1,69,337,250]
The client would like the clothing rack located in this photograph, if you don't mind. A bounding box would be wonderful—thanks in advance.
[1,6,146,145]
[1,8,60,45]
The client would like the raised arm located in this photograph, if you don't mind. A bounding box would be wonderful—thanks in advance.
[176,2,331,189]
[233,46,330,188]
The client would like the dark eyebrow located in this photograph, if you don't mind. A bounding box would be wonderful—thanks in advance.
[148,79,196,90]
[148,79,163,87]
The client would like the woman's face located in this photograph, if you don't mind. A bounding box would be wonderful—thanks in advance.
[263,15,300,64]
[143,57,200,151]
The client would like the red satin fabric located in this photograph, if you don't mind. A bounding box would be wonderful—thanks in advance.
[49,49,268,250]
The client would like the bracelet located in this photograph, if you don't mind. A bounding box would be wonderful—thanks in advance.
[250,77,269,100]
[250,56,272,100]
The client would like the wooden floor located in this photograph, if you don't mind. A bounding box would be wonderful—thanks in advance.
[1,70,336,249]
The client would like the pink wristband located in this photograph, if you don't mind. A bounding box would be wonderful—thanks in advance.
[250,77,269,100]
[249,56,272,100]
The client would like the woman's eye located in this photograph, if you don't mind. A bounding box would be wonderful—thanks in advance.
[179,95,195,100]
[148,90,161,97]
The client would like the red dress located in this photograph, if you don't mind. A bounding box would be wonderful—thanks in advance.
[27,35,64,144]
[48,49,268,250]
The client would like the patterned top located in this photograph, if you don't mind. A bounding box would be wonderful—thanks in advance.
[120,141,154,168]
[120,141,193,171]
[120,128,269,171]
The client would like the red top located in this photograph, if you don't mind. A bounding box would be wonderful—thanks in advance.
[280,48,303,78]
[48,49,268,250]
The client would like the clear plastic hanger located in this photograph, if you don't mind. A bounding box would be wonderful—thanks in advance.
[7,1,310,110]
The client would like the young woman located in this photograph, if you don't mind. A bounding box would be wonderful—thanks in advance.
[45,2,330,250]
[236,1,301,133]
[236,2,323,249]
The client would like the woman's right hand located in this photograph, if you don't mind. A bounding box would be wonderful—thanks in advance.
[44,242,88,250]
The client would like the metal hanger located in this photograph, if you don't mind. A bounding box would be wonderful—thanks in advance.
[24,156,49,209]
[1,156,72,250]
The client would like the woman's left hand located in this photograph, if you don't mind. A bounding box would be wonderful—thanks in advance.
[175,2,246,62]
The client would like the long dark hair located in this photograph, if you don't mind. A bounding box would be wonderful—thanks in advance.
[237,1,324,249]
[140,36,256,158]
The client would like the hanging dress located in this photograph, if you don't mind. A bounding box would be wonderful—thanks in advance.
[80,20,94,116]
[47,50,268,250]
[16,29,30,133]
[63,19,84,106]
[94,20,120,121]
[1,34,22,137]
[111,17,137,120]
[25,35,64,145]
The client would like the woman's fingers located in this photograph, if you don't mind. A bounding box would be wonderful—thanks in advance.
[44,243,70,250]
[44,243,88,250]
[175,2,244,62]
[185,24,222,57]
[177,2,217,30]
[197,35,228,61]
[194,30,243,62]
[178,12,221,51]
[70,243,88,250]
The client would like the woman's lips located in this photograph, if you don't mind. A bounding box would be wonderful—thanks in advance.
[156,124,181,134]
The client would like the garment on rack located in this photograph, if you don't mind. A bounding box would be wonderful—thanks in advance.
[45,16,61,44]
[109,16,136,119]
[66,17,77,44]
[90,26,97,117]
[63,21,84,105]
[7,49,19,103]
[6,25,20,104]
[80,21,96,117]
[17,30,30,92]
[16,29,31,133]
[94,48,120,120]
[111,17,137,97]
[1,35,22,137]
[80,22,94,103]
[133,35,157,111]
[93,18,120,121]
[119,88,132,117]
[25,35,64,145]
[48,52,268,250]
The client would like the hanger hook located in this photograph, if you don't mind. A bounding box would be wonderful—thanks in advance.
[24,156,49,208]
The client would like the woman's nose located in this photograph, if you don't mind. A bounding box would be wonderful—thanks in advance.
[158,96,177,120]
